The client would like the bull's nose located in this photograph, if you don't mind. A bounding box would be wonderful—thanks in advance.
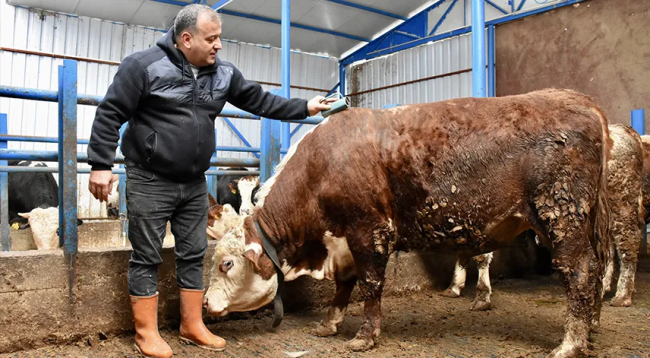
[240,209,251,215]
[204,297,228,316]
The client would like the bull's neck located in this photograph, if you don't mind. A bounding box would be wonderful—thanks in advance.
[253,200,301,264]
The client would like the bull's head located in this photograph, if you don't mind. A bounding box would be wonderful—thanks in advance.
[204,216,278,317]
[206,195,241,240]
[237,176,261,216]
[19,207,61,250]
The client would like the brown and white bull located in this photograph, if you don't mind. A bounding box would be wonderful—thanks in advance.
[444,124,645,309]
[204,89,611,357]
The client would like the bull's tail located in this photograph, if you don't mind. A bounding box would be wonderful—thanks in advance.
[591,106,612,290]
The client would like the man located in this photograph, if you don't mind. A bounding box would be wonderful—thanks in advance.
[87,4,333,357]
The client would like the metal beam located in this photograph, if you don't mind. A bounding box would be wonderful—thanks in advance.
[150,0,194,6]
[517,0,527,12]
[281,0,291,154]
[342,0,586,66]
[217,9,370,42]
[0,149,261,167]
[429,0,458,36]
[0,114,9,251]
[58,59,79,304]
[485,0,509,15]
[211,0,233,10]
[0,166,258,176]
[487,24,495,97]
[220,117,260,159]
[326,0,406,20]
[472,0,486,97]
[260,90,282,183]
[0,85,324,124]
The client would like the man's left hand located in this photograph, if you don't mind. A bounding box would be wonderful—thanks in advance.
[307,96,338,117]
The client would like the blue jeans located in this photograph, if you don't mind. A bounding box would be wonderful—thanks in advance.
[125,161,208,297]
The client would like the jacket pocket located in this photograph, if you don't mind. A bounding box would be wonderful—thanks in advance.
[126,166,155,182]
[144,131,158,163]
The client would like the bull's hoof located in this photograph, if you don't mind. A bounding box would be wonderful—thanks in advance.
[470,299,492,311]
[548,344,589,358]
[346,338,374,352]
[610,296,632,307]
[310,322,338,337]
[590,318,600,333]
[439,288,461,298]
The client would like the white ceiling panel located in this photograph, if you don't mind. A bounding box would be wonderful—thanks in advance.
[75,0,145,24]
[5,0,435,57]
[7,0,80,14]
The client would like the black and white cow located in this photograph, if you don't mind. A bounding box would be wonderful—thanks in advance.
[215,167,260,215]
[4,160,82,250]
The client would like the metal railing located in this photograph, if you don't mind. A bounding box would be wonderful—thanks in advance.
[0,59,324,261]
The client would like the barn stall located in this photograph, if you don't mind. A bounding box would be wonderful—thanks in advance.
[0,0,649,357]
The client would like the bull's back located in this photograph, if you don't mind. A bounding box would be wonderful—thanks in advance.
[313,90,606,249]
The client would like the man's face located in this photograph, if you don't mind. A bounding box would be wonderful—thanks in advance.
[181,12,222,67]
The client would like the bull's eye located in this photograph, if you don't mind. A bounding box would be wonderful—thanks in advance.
[220,260,234,273]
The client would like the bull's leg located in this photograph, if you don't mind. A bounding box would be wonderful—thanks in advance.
[611,228,641,307]
[440,256,468,298]
[344,223,393,352]
[310,274,357,337]
[470,252,493,311]
[549,242,600,358]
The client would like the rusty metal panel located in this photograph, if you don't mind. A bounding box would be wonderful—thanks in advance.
[348,32,473,110]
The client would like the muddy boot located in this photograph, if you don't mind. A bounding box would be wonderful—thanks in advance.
[179,288,226,351]
[130,293,173,358]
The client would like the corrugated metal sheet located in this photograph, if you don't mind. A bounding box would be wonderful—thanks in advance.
[0,3,338,218]
[347,32,474,109]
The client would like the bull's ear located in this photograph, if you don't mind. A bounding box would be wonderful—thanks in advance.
[208,193,218,208]
[243,249,261,270]
[18,212,30,219]
[228,183,237,194]
[243,216,264,271]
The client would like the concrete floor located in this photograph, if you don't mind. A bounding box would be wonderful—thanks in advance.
[2,259,649,358]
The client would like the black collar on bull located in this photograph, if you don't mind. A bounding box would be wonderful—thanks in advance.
[253,219,285,328]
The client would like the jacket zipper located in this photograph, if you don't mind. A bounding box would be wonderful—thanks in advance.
[192,69,199,174]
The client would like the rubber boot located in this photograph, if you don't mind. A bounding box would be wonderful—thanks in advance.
[179,288,227,351]
[130,292,173,358]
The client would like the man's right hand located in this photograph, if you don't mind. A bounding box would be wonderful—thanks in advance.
[89,170,118,202]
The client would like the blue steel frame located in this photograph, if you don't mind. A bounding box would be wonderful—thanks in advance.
[340,0,588,67]
[632,109,645,137]
[281,0,291,155]
[0,55,321,256]
[0,114,8,251]
[472,0,486,97]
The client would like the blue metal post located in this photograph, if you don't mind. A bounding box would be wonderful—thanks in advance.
[281,0,292,154]
[632,109,645,136]
[260,89,282,182]
[632,108,647,254]
[487,25,495,97]
[0,114,9,251]
[471,0,486,97]
[58,59,78,303]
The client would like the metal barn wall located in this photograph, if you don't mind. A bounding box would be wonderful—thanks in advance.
[0,3,338,218]
[344,0,575,109]
[347,33,473,109]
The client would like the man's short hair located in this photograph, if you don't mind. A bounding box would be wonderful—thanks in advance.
[174,4,221,40]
